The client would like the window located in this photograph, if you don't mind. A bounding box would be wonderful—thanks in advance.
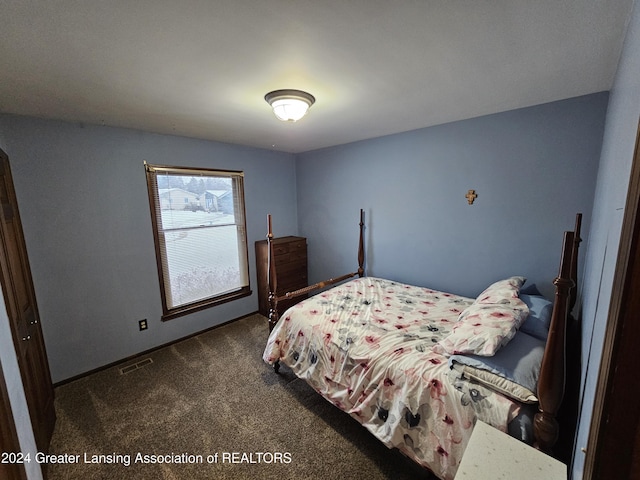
[145,163,250,320]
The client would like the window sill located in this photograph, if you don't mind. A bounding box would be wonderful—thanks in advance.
[161,287,252,321]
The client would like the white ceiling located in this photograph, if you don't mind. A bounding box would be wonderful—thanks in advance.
[0,0,634,153]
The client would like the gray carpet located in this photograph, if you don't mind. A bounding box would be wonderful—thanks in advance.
[48,314,434,480]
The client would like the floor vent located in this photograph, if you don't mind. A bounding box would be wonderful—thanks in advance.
[119,358,153,375]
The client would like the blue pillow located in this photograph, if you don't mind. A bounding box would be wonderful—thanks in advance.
[450,331,545,403]
[520,283,543,296]
[519,293,553,340]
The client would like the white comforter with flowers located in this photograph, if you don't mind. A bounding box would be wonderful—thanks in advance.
[263,277,521,480]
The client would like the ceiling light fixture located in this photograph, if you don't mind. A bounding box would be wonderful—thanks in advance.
[264,89,315,122]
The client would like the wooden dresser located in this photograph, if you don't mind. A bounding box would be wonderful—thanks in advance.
[255,236,308,318]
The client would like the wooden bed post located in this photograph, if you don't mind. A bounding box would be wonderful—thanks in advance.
[357,208,365,277]
[266,214,279,333]
[569,213,582,312]
[534,229,576,453]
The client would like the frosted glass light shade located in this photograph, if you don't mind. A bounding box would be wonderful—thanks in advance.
[271,98,309,121]
[265,89,315,122]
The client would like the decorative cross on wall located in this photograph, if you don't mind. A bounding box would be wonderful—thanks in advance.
[465,189,477,205]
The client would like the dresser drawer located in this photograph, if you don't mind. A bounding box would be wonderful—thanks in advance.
[277,262,308,281]
[287,239,306,251]
[286,248,307,263]
[276,257,307,274]
[274,243,306,264]
[272,244,290,256]
[277,274,307,295]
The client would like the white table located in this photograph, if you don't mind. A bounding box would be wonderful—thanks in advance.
[455,421,566,479]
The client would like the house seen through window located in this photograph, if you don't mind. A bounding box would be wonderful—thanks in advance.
[145,163,250,320]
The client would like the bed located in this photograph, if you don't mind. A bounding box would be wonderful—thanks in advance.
[262,211,581,480]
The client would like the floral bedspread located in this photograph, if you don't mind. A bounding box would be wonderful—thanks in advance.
[263,277,520,480]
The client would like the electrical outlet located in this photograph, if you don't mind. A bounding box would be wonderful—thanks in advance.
[138,319,148,331]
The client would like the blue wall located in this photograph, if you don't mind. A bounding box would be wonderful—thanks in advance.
[296,94,608,300]
[573,0,640,477]
[0,115,298,383]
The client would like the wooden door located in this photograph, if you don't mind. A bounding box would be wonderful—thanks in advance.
[0,149,55,453]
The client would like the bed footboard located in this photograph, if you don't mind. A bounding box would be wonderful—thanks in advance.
[266,210,365,334]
